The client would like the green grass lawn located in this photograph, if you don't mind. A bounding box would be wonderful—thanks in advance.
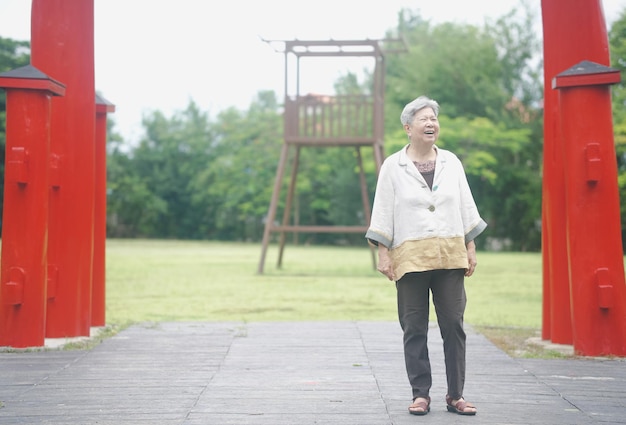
[105,239,542,329]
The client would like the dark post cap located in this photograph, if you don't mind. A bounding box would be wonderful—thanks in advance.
[0,64,66,95]
[552,60,621,89]
[95,93,116,113]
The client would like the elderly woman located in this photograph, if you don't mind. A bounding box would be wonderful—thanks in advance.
[366,96,487,416]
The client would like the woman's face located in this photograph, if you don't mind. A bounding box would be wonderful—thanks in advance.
[405,107,439,146]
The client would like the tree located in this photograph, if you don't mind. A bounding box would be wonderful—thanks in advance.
[106,116,168,237]
[192,91,283,241]
[485,0,543,115]
[385,11,507,125]
[107,101,215,238]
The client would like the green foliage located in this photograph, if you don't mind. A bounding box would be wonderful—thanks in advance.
[386,12,506,123]
[109,101,217,238]
[485,0,543,111]
[194,91,283,240]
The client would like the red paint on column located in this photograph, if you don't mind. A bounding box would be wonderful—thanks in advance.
[30,0,96,337]
[554,62,626,356]
[0,65,65,347]
[540,0,611,345]
[92,95,115,327]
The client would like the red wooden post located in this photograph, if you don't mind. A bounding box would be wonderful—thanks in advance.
[553,61,626,356]
[540,0,611,344]
[0,65,65,348]
[30,0,96,337]
[92,95,115,327]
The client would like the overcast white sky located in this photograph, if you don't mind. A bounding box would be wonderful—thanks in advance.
[0,0,625,143]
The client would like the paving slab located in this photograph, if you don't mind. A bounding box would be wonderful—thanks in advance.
[0,321,624,424]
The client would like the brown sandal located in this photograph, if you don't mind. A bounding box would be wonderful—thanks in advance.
[446,395,477,415]
[408,396,431,415]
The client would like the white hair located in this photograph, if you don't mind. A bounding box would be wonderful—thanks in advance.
[400,96,440,126]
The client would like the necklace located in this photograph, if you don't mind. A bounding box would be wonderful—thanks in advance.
[413,160,435,173]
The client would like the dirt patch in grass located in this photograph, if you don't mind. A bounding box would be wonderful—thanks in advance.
[476,326,574,358]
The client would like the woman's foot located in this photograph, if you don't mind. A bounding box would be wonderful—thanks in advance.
[408,396,431,415]
[446,395,477,415]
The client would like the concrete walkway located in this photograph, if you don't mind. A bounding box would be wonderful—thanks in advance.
[0,321,624,424]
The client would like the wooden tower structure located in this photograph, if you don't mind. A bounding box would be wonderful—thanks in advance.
[258,38,404,274]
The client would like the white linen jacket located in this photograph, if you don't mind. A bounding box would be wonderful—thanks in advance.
[365,145,487,281]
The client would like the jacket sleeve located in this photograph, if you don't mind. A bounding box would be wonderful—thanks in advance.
[365,160,395,248]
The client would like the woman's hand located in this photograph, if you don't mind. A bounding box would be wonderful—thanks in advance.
[465,240,477,277]
[377,245,396,281]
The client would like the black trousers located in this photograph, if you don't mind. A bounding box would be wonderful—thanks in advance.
[396,269,467,401]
